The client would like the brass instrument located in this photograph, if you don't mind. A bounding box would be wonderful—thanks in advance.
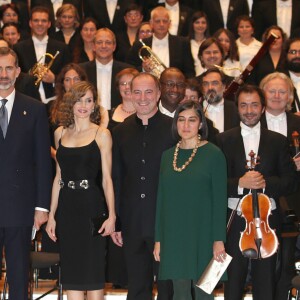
[138,39,166,78]
[29,51,60,85]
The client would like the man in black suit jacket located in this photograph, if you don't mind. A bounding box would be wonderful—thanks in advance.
[83,0,135,33]
[31,0,83,34]
[13,6,70,102]
[80,28,133,110]
[0,47,52,300]
[126,6,195,78]
[154,0,194,37]
[200,68,240,133]
[216,84,296,300]
[202,0,249,35]
[259,72,300,300]
[252,0,300,39]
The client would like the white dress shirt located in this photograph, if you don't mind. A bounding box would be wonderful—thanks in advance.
[289,71,300,112]
[152,34,170,68]
[32,35,52,104]
[220,0,230,28]
[0,0,10,5]
[265,110,287,137]
[203,99,224,133]
[159,101,175,118]
[96,59,113,110]
[190,39,205,76]
[166,2,179,36]
[277,0,292,37]
[236,38,262,70]
[106,0,118,24]
[51,0,63,18]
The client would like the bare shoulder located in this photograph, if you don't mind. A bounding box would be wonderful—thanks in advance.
[95,127,112,148]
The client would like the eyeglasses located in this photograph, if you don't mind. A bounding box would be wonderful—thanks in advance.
[119,81,132,87]
[140,30,152,36]
[288,50,300,55]
[161,81,186,89]
[95,40,114,46]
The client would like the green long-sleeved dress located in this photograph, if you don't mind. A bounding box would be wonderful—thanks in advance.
[155,142,228,280]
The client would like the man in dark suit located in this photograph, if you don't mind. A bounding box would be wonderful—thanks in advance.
[126,6,195,78]
[83,0,135,33]
[252,0,300,39]
[200,68,240,133]
[202,0,249,35]
[259,72,300,300]
[13,6,70,103]
[154,0,194,37]
[80,28,133,110]
[283,37,300,113]
[31,0,83,34]
[216,84,296,300]
[111,73,175,300]
[0,47,52,300]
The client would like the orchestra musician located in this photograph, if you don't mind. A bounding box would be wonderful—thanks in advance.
[216,84,296,300]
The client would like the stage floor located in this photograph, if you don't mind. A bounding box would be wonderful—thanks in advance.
[0,277,255,300]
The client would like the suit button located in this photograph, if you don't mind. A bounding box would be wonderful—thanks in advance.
[141,194,145,198]
[141,176,145,180]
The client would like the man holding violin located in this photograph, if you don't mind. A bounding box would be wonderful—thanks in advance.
[216,84,296,300]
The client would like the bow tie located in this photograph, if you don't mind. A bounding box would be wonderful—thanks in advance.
[205,101,222,113]
[152,40,166,47]
[241,127,260,137]
[97,64,111,71]
[268,114,285,122]
[278,0,292,7]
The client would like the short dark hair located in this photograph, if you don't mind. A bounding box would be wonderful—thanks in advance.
[284,37,300,55]
[235,15,255,31]
[30,6,50,20]
[201,67,226,84]
[0,47,19,67]
[124,3,143,15]
[235,84,265,107]
[198,37,224,66]
[185,78,201,98]
[172,100,208,141]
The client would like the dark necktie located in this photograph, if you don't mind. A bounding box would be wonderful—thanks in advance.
[0,99,8,137]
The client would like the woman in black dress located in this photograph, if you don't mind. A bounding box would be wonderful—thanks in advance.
[46,81,116,299]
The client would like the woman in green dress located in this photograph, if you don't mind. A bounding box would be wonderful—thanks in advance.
[154,100,228,300]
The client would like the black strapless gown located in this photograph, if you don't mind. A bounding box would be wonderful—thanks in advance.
[56,140,106,290]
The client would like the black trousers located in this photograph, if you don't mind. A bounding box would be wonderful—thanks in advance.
[0,226,31,300]
[123,236,173,300]
[224,209,280,300]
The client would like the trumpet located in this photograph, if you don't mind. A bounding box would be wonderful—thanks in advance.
[138,39,166,78]
[29,51,60,85]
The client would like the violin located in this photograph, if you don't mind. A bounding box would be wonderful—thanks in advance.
[239,150,279,259]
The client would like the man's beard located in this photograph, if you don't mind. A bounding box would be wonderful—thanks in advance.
[204,89,222,105]
[287,59,300,73]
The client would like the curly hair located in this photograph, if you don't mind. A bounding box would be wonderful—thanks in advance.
[50,63,88,124]
[56,81,101,127]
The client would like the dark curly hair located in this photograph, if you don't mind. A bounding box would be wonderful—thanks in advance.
[56,81,101,127]
[51,63,88,124]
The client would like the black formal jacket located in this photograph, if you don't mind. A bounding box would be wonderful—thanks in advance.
[83,0,134,32]
[112,111,175,238]
[31,0,83,35]
[126,35,195,78]
[0,92,52,227]
[252,0,300,40]
[260,111,300,156]
[153,3,194,37]
[13,38,71,99]
[215,126,296,200]
[79,59,133,109]
[202,0,249,35]
[52,29,81,55]
[16,72,41,100]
